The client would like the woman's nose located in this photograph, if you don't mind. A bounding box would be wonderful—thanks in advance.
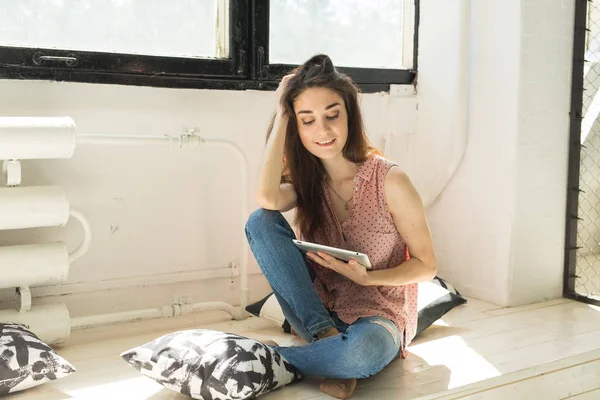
[316,118,331,134]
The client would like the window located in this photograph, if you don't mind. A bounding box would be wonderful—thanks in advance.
[0,0,418,93]
[270,0,409,69]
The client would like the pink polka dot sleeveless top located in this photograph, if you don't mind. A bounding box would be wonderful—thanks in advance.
[306,155,418,350]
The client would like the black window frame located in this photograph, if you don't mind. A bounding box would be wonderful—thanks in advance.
[0,0,418,93]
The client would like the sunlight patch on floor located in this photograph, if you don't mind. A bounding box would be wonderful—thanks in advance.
[65,377,164,400]
[409,335,501,389]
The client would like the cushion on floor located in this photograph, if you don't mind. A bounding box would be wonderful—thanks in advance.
[0,322,76,395]
[415,276,467,336]
[121,329,302,400]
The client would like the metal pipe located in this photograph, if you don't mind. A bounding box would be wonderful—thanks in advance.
[202,138,249,319]
[71,300,243,330]
[72,306,172,330]
[69,208,92,264]
[76,132,249,322]
[77,134,178,147]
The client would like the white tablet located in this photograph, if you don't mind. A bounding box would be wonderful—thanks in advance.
[292,239,372,269]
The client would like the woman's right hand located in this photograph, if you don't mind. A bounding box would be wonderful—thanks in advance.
[275,74,295,117]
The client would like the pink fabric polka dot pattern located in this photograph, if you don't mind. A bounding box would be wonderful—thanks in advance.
[305,155,418,350]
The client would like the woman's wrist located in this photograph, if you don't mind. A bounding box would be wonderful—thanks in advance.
[275,108,288,121]
[274,111,288,131]
[360,271,374,286]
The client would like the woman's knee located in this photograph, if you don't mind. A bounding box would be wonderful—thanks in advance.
[343,322,399,378]
[245,208,282,237]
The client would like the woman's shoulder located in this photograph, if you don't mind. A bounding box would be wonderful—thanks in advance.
[369,155,412,194]
[354,154,399,184]
[372,154,396,167]
[384,165,410,186]
[364,154,398,177]
[383,165,420,210]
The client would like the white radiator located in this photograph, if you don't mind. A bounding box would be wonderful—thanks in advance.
[0,118,250,345]
[0,117,89,344]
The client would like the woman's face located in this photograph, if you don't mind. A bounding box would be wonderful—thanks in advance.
[293,87,348,160]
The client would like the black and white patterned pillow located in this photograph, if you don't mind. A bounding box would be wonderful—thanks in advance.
[120,329,302,400]
[416,276,467,337]
[0,322,76,395]
[431,276,462,296]
[245,293,289,333]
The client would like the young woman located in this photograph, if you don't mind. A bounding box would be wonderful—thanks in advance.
[245,55,437,399]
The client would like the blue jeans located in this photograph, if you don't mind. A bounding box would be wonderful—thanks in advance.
[245,208,402,379]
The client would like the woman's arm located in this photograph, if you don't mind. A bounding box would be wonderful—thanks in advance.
[255,75,298,212]
[363,167,437,286]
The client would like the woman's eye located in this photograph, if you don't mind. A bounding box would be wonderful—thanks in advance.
[302,120,315,125]
[326,112,340,121]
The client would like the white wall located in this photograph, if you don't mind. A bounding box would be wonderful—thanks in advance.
[426,0,574,306]
[509,0,574,305]
[0,0,575,318]
[425,0,521,305]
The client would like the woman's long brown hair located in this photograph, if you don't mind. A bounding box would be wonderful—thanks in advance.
[266,54,381,241]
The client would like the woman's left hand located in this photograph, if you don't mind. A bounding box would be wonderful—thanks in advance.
[306,252,370,286]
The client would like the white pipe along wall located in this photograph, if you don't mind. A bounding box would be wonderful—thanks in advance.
[72,130,250,327]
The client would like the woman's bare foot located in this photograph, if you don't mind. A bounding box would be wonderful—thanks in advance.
[315,327,357,398]
[320,378,357,399]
